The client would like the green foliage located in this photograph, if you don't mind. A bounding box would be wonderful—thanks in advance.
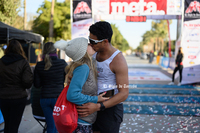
[163,40,176,52]
[138,20,172,52]
[12,15,24,30]
[0,0,21,25]
[32,0,129,51]
[111,24,130,52]
[32,0,71,42]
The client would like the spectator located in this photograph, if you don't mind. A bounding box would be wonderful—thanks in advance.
[0,40,33,133]
[34,42,67,133]
[168,47,184,86]
[149,50,154,63]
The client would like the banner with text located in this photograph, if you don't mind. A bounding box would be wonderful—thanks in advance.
[72,0,92,39]
[93,0,182,20]
[181,0,200,84]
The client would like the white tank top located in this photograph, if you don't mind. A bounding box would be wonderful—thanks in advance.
[93,50,121,95]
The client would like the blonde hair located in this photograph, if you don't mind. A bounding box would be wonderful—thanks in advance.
[65,52,97,83]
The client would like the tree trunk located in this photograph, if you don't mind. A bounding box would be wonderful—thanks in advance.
[161,39,164,53]
[155,38,158,52]
[24,0,26,30]
[49,0,55,41]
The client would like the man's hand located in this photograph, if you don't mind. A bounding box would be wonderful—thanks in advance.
[77,102,100,117]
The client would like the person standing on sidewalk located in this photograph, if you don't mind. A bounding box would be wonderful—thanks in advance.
[168,47,184,86]
[34,42,67,133]
[0,40,33,133]
[77,21,129,133]
[149,50,154,63]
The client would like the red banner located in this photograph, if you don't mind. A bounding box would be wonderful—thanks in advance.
[109,0,167,15]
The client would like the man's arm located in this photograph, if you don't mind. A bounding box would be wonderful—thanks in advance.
[77,52,129,117]
[102,52,129,108]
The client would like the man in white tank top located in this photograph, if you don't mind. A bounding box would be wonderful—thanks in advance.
[77,21,129,133]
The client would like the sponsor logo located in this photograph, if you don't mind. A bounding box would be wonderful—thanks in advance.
[73,1,92,19]
[185,1,200,13]
[184,23,200,28]
[126,16,146,22]
[73,24,91,29]
[188,55,196,59]
[188,74,195,76]
[189,33,199,36]
[189,67,194,71]
[189,61,195,64]
[187,46,199,48]
[187,40,199,42]
[188,51,197,54]
[185,1,200,18]
[168,5,175,8]
[79,33,87,36]
[74,1,91,14]
[110,0,166,15]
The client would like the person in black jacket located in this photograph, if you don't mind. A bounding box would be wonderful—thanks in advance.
[0,40,33,133]
[149,50,154,63]
[169,47,184,86]
[34,42,67,133]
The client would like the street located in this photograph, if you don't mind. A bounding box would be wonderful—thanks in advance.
[121,55,200,133]
[11,55,200,133]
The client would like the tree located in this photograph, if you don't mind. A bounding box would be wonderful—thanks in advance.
[32,0,71,42]
[0,0,21,25]
[164,40,175,52]
[139,20,172,53]
[151,20,170,52]
[111,24,130,52]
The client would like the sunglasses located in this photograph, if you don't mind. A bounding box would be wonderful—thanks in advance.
[88,37,106,45]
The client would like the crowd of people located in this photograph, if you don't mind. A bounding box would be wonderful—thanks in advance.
[0,21,129,133]
[136,50,170,64]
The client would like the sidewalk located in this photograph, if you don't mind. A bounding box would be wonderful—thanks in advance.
[122,55,200,132]
[19,104,44,133]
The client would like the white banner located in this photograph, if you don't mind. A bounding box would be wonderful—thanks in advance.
[181,19,200,84]
[72,19,93,39]
[167,0,182,15]
[72,0,93,39]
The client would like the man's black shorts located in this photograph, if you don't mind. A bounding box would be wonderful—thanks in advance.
[93,103,123,133]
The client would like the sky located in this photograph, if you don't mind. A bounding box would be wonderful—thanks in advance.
[19,0,177,49]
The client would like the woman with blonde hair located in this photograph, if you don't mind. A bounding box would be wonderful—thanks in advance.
[54,37,108,133]
[0,40,33,133]
[34,42,67,133]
